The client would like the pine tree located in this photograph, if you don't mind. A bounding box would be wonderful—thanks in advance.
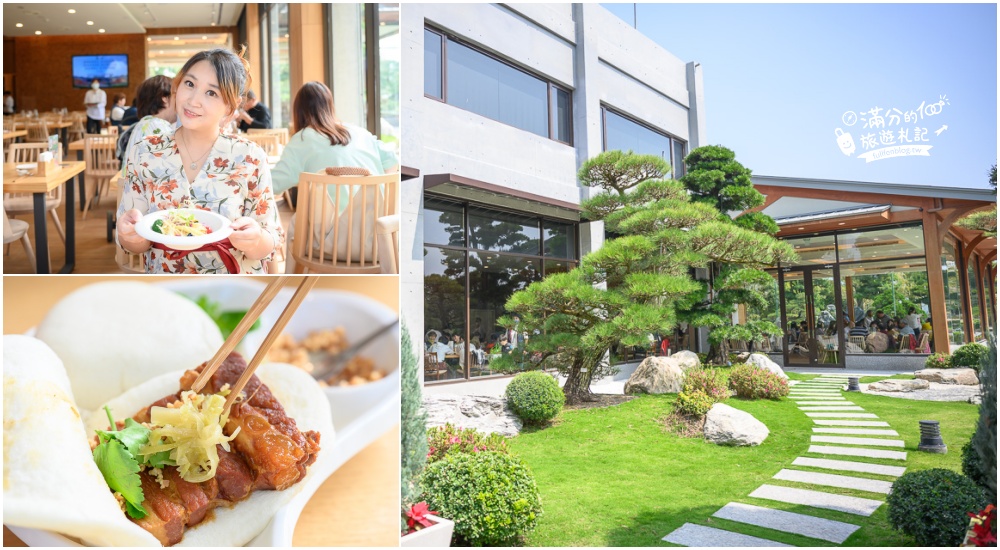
[400,322,428,515]
[970,340,997,496]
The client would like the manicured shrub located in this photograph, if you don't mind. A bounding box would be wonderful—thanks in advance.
[886,468,988,547]
[400,324,427,510]
[426,423,509,464]
[951,342,990,371]
[674,390,715,417]
[683,368,729,401]
[728,364,789,400]
[961,440,989,491]
[505,371,565,424]
[924,352,951,369]
[421,451,542,546]
[967,340,997,496]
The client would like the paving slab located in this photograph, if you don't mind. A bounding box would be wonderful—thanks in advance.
[774,468,893,494]
[808,445,907,460]
[712,502,860,544]
[805,412,879,418]
[790,391,843,394]
[796,401,853,405]
[812,419,890,427]
[661,522,791,547]
[813,427,900,436]
[811,435,905,447]
[798,406,866,411]
[749,484,883,516]
[789,397,847,401]
[792,456,906,477]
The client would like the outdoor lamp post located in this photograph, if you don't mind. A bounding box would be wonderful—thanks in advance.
[917,420,947,453]
[847,377,860,392]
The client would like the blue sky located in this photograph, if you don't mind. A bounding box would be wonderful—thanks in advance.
[602,3,997,189]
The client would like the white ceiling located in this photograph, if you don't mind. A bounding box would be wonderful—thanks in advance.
[3,3,244,37]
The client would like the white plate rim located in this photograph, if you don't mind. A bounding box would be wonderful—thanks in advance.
[133,209,233,250]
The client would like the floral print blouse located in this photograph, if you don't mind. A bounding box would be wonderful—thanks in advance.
[118,131,284,274]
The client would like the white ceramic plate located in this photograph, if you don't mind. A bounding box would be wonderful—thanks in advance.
[7,279,400,547]
[16,163,35,176]
[134,209,233,251]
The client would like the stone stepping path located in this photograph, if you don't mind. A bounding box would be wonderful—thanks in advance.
[805,412,879,418]
[811,435,905,447]
[792,457,906,477]
[813,419,890,427]
[712,502,860,544]
[808,445,907,460]
[813,427,899,436]
[749,484,884,516]
[663,523,792,547]
[662,375,908,546]
[773,469,893,494]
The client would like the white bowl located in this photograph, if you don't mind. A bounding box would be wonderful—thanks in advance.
[134,208,233,251]
[7,279,400,547]
[16,163,35,176]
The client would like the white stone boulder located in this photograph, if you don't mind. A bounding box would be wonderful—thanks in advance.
[423,395,522,437]
[704,403,769,446]
[624,355,699,395]
[914,368,980,386]
[744,353,788,379]
[867,379,931,392]
[672,350,701,370]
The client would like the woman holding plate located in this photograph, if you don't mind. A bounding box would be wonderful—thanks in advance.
[116,48,283,274]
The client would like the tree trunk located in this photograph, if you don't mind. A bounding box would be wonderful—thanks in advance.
[562,357,596,405]
[707,340,730,365]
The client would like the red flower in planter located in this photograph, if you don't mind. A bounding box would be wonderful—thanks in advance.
[966,505,997,546]
[406,502,437,532]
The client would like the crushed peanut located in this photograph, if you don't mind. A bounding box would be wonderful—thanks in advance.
[267,328,385,386]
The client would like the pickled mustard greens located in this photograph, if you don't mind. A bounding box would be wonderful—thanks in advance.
[151,210,211,237]
[140,390,241,483]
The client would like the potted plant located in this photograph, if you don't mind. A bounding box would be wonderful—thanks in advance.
[399,323,454,547]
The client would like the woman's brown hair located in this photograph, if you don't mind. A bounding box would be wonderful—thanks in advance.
[172,46,252,115]
[134,75,172,118]
[113,93,127,104]
[292,81,351,146]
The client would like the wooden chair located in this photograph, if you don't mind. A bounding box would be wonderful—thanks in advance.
[915,332,931,354]
[424,352,447,381]
[291,169,399,274]
[67,113,86,143]
[3,207,36,273]
[898,334,913,353]
[4,143,66,243]
[375,214,399,274]
[245,133,282,155]
[82,134,120,219]
[25,120,51,143]
[248,127,289,146]
[848,335,867,353]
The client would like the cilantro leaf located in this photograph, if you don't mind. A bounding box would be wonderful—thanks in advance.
[93,439,147,519]
[191,295,260,339]
[96,413,151,457]
[144,450,176,469]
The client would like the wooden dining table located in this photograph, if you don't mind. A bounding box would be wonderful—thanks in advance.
[2,161,85,273]
[3,129,27,142]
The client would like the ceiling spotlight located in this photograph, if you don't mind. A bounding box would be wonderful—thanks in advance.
[210,22,216,26]
[87,20,94,25]
[147,37,152,41]
[838,222,846,226]
[174,36,179,40]
[98,28,105,33]
[35,30,42,35]
[202,35,207,39]
[15,23,23,27]
[797,227,804,230]
[68,9,76,13]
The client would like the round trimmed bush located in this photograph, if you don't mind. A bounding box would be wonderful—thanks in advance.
[924,352,951,369]
[951,342,989,370]
[505,371,565,424]
[886,468,988,547]
[426,423,509,464]
[420,451,542,546]
[728,364,789,400]
[675,389,715,417]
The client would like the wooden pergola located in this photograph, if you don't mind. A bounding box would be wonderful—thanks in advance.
[752,176,996,355]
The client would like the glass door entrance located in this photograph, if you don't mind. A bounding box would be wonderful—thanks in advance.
[780,265,844,367]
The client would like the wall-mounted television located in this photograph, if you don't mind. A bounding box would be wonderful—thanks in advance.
[72,55,129,88]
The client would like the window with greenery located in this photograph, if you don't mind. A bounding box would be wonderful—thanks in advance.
[259,3,290,128]
[602,107,686,178]
[942,239,966,346]
[423,27,572,144]
[968,260,984,341]
[423,195,579,383]
[378,4,400,149]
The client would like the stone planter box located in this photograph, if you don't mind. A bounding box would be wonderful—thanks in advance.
[400,514,455,547]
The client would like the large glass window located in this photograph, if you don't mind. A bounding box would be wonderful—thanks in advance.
[260,4,290,129]
[423,27,572,143]
[942,239,965,348]
[784,234,838,266]
[423,195,579,383]
[378,4,400,148]
[968,260,984,341]
[841,258,931,354]
[837,225,924,263]
[602,107,686,179]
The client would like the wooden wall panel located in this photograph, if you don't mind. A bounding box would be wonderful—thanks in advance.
[13,34,146,112]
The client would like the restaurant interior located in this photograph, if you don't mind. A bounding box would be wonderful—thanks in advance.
[2,3,400,274]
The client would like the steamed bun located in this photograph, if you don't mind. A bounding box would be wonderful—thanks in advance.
[35,281,224,411]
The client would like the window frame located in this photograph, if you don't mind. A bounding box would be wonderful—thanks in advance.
[601,104,687,178]
[423,25,573,145]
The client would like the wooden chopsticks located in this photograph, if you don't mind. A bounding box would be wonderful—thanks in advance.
[190,276,320,415]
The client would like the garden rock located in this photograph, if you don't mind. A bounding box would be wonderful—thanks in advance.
[704,403,769,446]
[867,379,930,392]
[914,368,979,386]
[423,394,522,437]
[672,350,701,370]
[744,353,788,379]
[734,352,752,363]
[624,356,695,394]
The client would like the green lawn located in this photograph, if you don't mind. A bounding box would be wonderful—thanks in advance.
[507,391,979,547]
